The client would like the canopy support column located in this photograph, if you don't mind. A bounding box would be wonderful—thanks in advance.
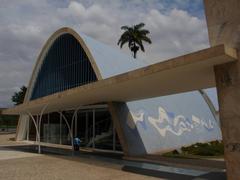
[26,104,48,154]
[26,112,39,148]
[198,89,219,124]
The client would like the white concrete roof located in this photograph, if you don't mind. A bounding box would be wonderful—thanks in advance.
[79,32,147,79]
[3,44,237,115]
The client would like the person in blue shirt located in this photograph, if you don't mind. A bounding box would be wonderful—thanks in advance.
[73,137,81,151]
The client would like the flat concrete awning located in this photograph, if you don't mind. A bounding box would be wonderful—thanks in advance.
[3,45,238,115]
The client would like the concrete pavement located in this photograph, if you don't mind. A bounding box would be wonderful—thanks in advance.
[0,133,227,180]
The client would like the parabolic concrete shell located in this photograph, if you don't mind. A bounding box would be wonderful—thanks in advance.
[17,27,221,155]
[79,28,222,154]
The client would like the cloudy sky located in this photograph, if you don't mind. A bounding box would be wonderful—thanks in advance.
[0,0,212,107]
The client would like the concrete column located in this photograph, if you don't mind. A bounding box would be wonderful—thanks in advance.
[214,58,240,179]
[108,102,129,155]
[108,102,147,156]
[204,1,240,179]
[36,115,38,142]
[16,115,29,141]
[26,118,29,141]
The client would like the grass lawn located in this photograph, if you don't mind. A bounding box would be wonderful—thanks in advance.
[163,141,224,159]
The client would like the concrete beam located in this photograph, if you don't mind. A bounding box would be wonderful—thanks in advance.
[2,45,237,115]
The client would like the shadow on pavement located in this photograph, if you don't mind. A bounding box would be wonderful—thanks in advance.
[122,166,226,180]
[1,144,227,180]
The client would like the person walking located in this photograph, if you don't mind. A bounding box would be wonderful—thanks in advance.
[73,137,81,151]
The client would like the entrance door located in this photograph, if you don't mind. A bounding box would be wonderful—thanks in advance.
[74,107,122,151]
[75,111,93,147]
[94,109,113,150]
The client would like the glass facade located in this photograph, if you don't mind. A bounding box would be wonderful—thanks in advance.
[30,33,97,100]
[28,108,122,152]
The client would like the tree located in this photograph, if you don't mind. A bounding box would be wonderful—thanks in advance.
[11,86,27,105]
[118,22,152,59]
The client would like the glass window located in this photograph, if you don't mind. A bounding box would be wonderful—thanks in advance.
[30,34,97,100]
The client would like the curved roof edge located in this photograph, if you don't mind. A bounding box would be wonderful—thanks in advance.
[25,27,148,102]
[78,31,147,78]
[24,27,102,101]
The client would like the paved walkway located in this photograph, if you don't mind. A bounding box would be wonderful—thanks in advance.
[0,133,226,180]
[0,134,159,180]
[0,147,39,161]
[0,151,162,180]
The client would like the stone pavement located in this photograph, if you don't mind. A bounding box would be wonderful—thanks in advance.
[0,133,160,180]
[0,133,227,180]
[0,152,161,180]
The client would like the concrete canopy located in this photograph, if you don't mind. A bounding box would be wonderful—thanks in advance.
[3,44,237,115]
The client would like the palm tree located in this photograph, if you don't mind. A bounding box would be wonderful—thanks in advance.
[118,23,152,59]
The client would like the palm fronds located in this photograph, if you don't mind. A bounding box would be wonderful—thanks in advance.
[118,22,151,59]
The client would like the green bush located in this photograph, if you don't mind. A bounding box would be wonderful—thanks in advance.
[164,141,224,157]
[182,141,224,156]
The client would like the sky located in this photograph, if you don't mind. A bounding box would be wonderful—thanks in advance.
[0,0,214,108]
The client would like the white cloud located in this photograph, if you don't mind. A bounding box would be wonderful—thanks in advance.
[138,8,209,62]
[0,0,209,107]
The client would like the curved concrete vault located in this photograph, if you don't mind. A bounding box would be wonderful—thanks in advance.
[14,27,225,156]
